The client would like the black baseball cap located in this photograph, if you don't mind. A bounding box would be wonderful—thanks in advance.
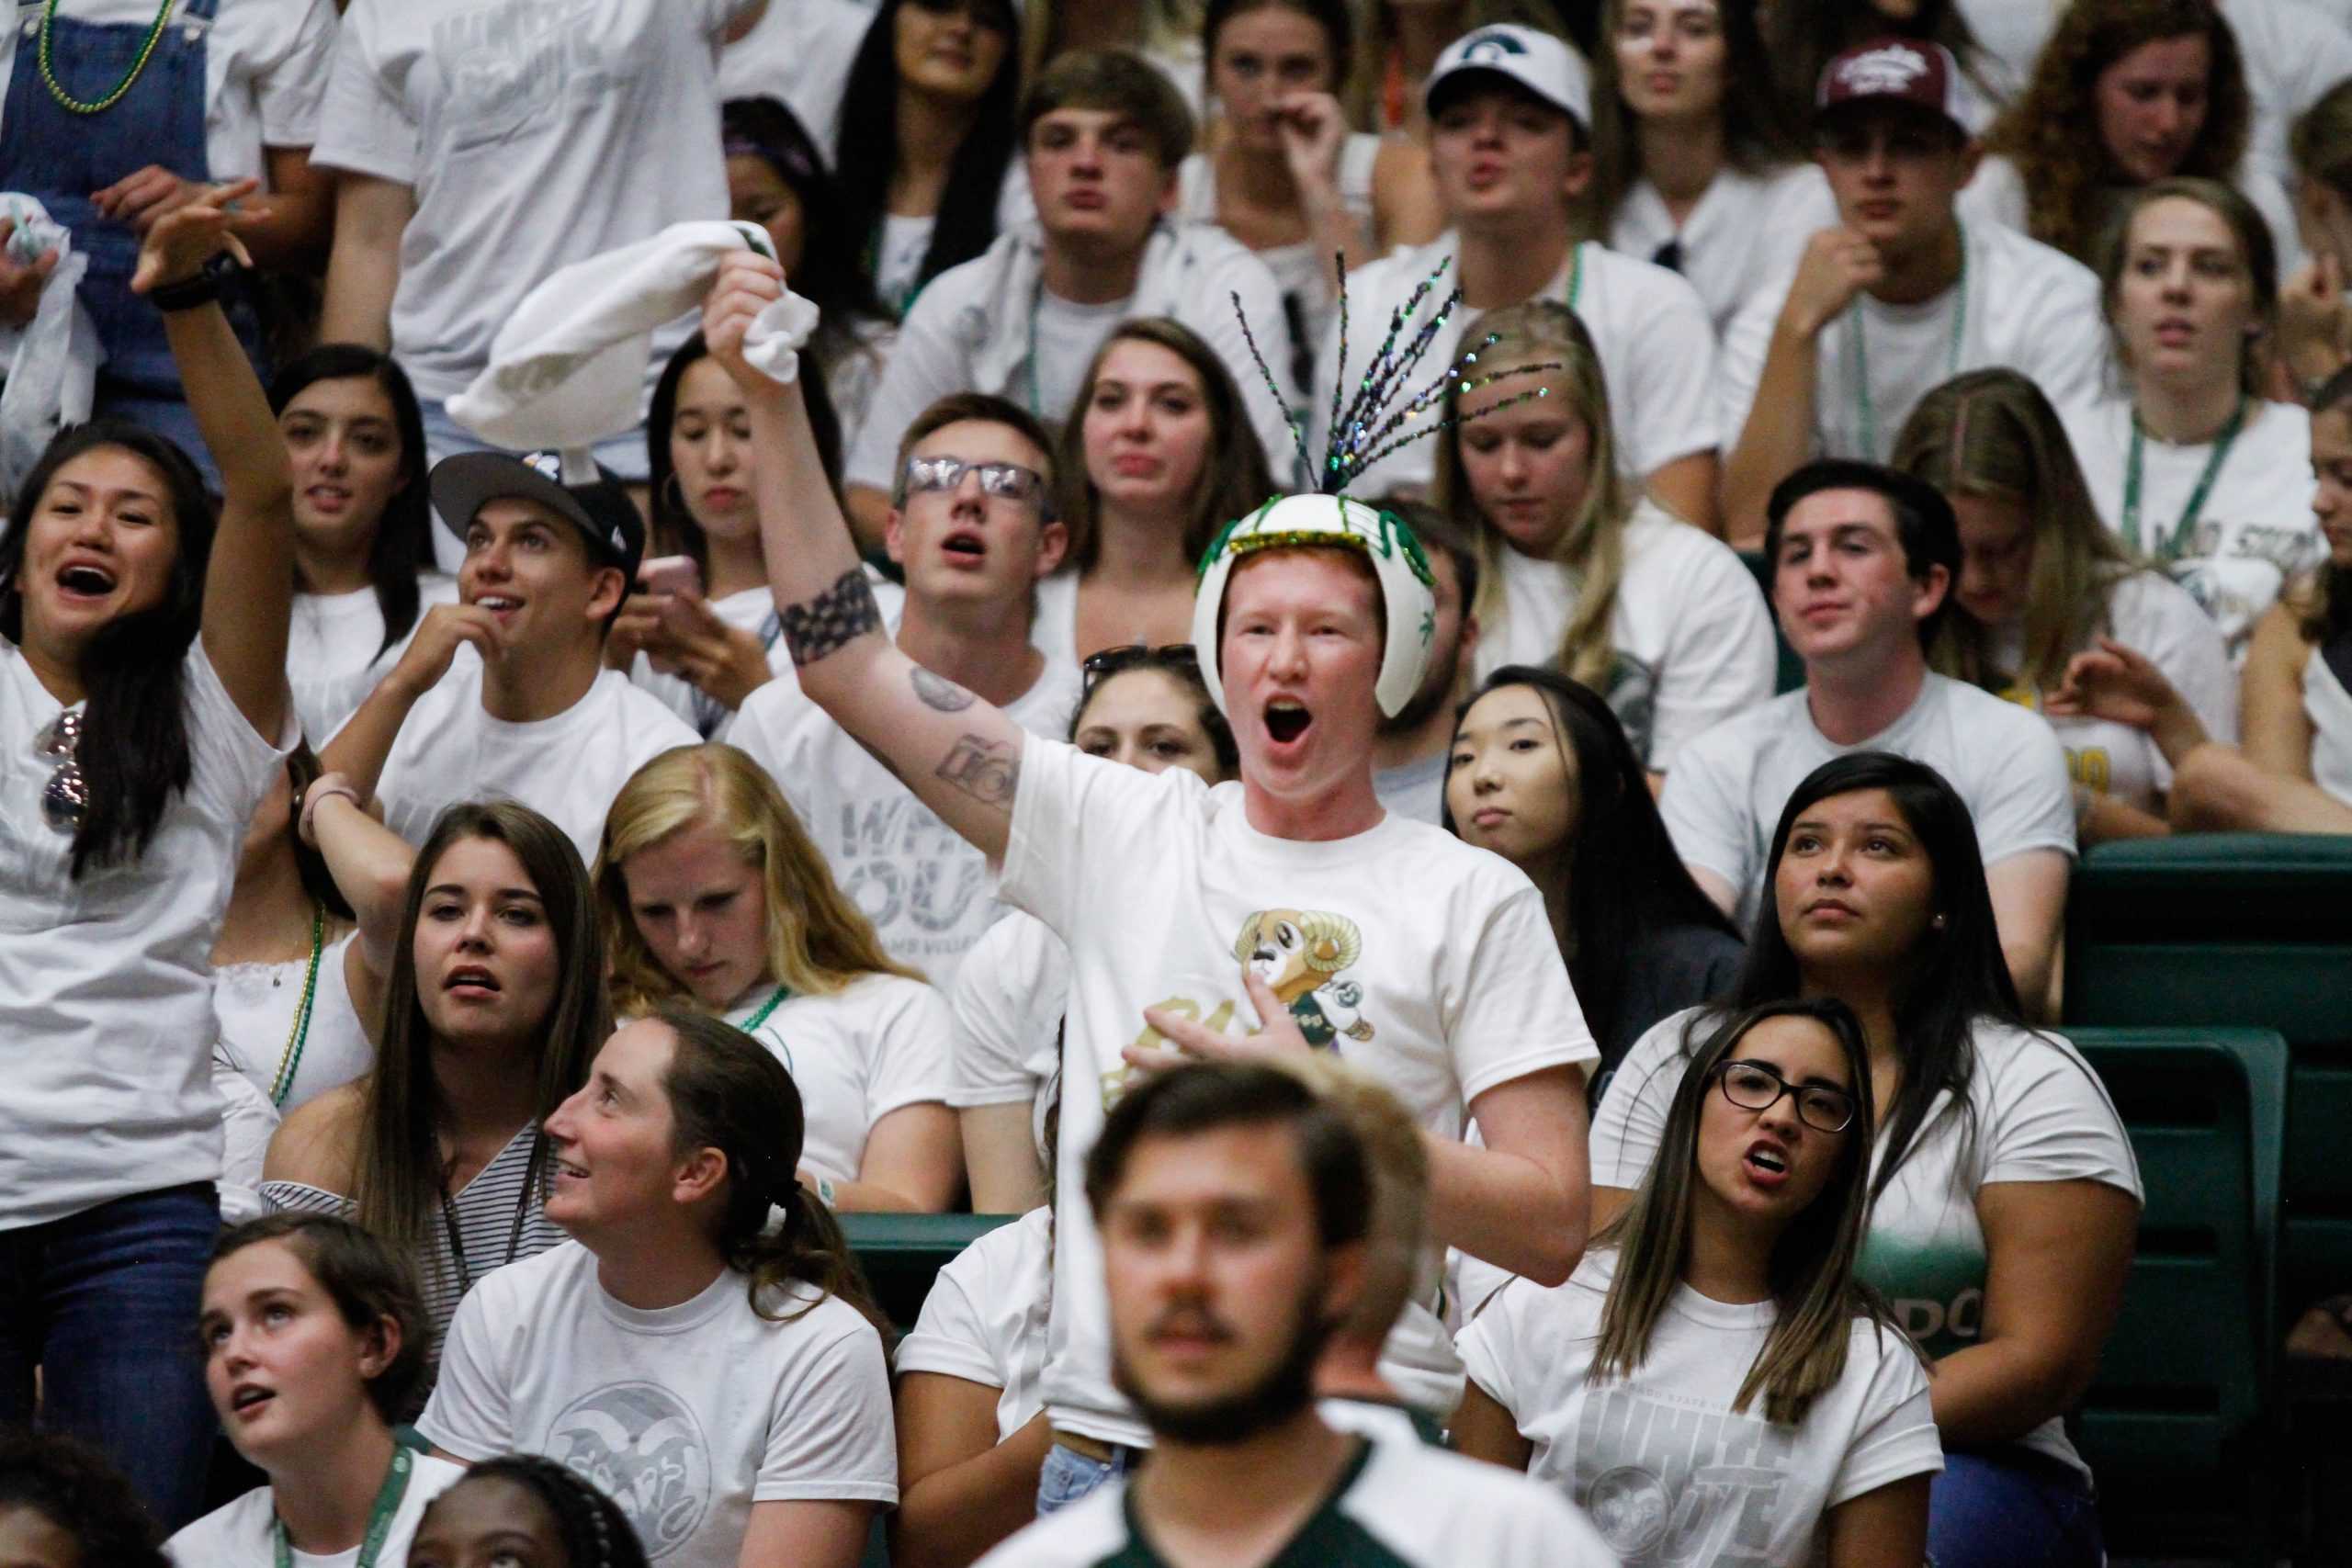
[430,448,646,582]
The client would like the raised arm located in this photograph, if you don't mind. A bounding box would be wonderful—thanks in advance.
[318,604,508,802]
[303,784,418,1034]
[709,253,1032,864]
[143,184,296,740]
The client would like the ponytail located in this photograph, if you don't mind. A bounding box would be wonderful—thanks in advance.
[654,1009,888,1335]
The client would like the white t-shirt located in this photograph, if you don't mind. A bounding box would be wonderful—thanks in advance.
[213,929,376,1113]
[1658,673,2077,928]
[0,0,337,181]
[1594,1008,2143,1476]
[165,1453,468,1568]
[1001,739,1600,1446]
[947,908,1067,1118]
[2309,642,2352,808]
[1319,235,1721,495]
[844,220,1298,493]
[892,1205,1053,1441]
[1457,1251,1942,1566]
[1608,163,1840,338]
[975,1427,1618,1568]
[729,655,1080,988]
[418,1241,898,1568]
[1473,501,1777,773]
[292,576,460,743]
[1959,152,2304,283]
[0,640,291,1228]
[2221,0,2352,185]
[2058,395,2323,662]
[373,655,699,865]
[1372,749,1448,825]
[1176,134,1381,350]
[313,0,752,403]
[725,973,955,1188]
[1720,220,2108,464]
[711,0,871,164]
[1981,570,2238,812]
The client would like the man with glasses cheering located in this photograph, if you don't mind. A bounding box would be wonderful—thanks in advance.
[730,392,1080,987]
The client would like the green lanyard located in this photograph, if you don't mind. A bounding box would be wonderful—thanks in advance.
[274,1446,411,1568]
[1844,226,1967,460]
[1562,242,1585,311]
[739,983,791,1034]
[2120,397,2246,561]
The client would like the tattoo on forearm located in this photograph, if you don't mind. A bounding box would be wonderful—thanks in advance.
[779,568,883,668]
[935,734,1019,811]
[910,668,977,712]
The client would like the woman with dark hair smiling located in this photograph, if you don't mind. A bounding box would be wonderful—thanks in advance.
[1458,998,1941,1565]
[0,184,298,1529]
[1592,751,2142,1568]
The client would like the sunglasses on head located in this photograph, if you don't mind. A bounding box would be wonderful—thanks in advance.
[1080,643,1197,692]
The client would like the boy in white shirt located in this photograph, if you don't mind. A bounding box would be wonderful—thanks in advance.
[1718,38,2108,545]
[842,49,1295,544]
[702,245,1598,1513]
[730,392,1081,988]
[1318,24,1722,530]
[1660,460,2075,1012]
[976,1062,1615,1567]
[324,449,697,863]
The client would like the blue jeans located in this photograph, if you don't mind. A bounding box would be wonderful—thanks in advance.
[1928,1449,2105,1568]
[0,1183,221,1531]
[1036,1440,1139,1515]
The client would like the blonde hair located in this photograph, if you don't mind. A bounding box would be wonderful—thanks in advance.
[1275,1054,1429,1344]
[597,745,920,1020]
[1432,300,1635,693]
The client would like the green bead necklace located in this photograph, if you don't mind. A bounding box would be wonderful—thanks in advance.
[39,0,181,115]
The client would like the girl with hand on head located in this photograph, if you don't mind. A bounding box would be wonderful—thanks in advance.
[2049,363,2352,835]
[1435,301,1774,782]
[168,1214,466,1568]
[1589,0,1837,335]
[600,742,962,1213]
[1444,665,1743,1102]
[1038,319,1275,666]
[409,1455,650,1568]
[2058,177,2322,662]
[1591,752,2143,1568]
[0,183,298,1529]
[1182,0,1441,371]
[272,344,456,744]
[1455,998,1941,1567]
[952,644,1238,1211]
[261,801,608,1369]
[1973,0,2298,280]
[1892,367,2235,843]
[419,1010,899,1568]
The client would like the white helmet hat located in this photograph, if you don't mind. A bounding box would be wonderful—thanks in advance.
[1190,493,1437,720]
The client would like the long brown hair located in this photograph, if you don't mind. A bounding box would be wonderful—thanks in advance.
[1890,367,2138,692]
[599,745,919,1020]
[654,1008,887,1333]
[1987,0,2253,265]
[1056,317,1275,571]
[353,803,610,1263]
[1593,998,1911,1427]
[1432,300,1635,692]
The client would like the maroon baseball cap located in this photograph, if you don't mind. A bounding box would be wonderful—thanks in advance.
[1814,38,1968,136]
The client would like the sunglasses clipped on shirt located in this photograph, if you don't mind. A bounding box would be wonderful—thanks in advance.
[897,454,1056,518]
[1080,643,1197,694]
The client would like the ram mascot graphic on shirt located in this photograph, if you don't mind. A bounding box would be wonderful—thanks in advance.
[1232,908,1375,1049]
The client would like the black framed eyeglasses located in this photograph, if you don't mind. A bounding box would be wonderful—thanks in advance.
[1080,643,1196,693]
[898,454,1054,515]
[1713,1059,1858,1134]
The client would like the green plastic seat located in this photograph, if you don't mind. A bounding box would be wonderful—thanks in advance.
[841,1212,1019,1334]
[1735,548,1804,694]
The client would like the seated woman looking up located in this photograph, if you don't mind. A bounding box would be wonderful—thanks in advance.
[1592,752,2142,1568]
[600,743,961,1213]
[1456,998,1941,1566]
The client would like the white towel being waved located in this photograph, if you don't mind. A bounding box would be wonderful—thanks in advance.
[1,194,100,506]
[446,220,820,451]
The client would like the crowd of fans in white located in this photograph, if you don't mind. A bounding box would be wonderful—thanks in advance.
[3,0,2352,1564]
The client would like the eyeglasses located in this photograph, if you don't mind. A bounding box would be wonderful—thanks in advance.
[36,710,85,835]
[1713,1058,1858,1134]
[1080,643,1196,692]
[899,454,1053,514]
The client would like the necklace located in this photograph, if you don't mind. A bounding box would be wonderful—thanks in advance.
[739,983,790,1033]
[40,0,179,115]
[2121,396,2247,561]
[1844,225,1967,460]
[438,1134,533,1297]
[267,907,326,1109]
[272,1445,412,1568]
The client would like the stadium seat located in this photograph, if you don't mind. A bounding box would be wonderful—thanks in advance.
[842,1212,1020,1334]
[1735,549,1805,694]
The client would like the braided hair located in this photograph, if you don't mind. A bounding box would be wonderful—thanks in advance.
[429,1456,650,1568]
[0,1431,170,1568]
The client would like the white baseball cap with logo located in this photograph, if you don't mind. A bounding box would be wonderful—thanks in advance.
[1424,24,1591,131]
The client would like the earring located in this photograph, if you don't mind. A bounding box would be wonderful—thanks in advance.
[1930,913,1948,931]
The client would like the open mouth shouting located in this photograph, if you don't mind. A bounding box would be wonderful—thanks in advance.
[1744,1138,1791,1189]
[940,528,989,567]
[1263,696,1313,748]
[53,559,118,603]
